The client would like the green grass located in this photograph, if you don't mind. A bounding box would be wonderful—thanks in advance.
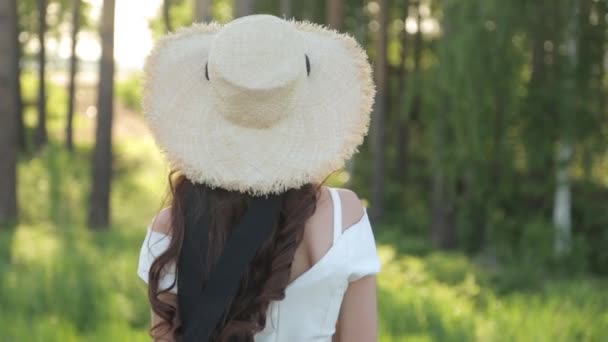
[2,77,607,341]
[376,245,608,341]
[1,138,166,341]
[116,73,143,112]
[1,73,167,339]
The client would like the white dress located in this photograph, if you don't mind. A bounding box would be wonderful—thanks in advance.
[137,187,382,341]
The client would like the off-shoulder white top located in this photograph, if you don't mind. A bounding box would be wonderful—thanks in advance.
[137,187,382,341]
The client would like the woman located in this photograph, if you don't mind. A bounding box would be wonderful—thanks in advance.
[137,14,381,341]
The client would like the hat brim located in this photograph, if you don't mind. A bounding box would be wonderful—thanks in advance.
[143,19,376,195]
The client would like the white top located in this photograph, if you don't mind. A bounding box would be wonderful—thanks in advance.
[137,187,382,341]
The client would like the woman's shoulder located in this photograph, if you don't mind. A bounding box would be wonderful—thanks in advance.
[323,186,366,231]
[149,207,172,235]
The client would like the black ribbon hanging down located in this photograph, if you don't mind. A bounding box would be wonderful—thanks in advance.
[178,193,284,342]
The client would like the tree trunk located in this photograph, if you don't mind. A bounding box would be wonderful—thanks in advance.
[326,0,344,29]
[370,0,388,222]
[0,0,20,223]
[408,3,422,124]
[163,0,172,31]
[35,0,48,149]
[598,2,607,123]
[194,0,212,22]
[430,1,456,249]
[234,0,255,18]
[553,0,578,255]
[88,0,116,229]
[430,163,456,249]
[395,0,410,180]
[279,0,291,18]
[525,1,552,180]
[66,0,80,152]
[553,141,573,255]
[430,95,456,249]
[14,17,24,150]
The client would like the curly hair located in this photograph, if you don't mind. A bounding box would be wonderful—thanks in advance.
[147,171,321,340]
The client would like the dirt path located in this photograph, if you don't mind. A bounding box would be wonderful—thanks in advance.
[69,84,151,144]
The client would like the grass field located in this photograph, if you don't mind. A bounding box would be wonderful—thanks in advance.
[1,77,607,341]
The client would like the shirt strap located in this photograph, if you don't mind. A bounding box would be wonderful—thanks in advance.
[328,187,343,245]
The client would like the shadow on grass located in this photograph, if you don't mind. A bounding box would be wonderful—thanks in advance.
[0,221,17,266]
[0,213,151,340]
[0,138,164,340]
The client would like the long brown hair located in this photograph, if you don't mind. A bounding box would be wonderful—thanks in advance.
[147,170,321,340]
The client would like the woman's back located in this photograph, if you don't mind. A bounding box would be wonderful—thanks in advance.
[138,186,381,341]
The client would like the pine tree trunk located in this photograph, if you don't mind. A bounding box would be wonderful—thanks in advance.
[234,0,255,18]
[0,0,20,223]
[553,0,578,255]
[163,0,172,31]
[371,0,388,221]
[14,17,25,150]
[396,0,410,180]
[430,99,456,249]
[408,3,422,125]
[195,0,212,22]
[430,163,456,249]
[88,0,115,229]
[280,0,291,18]
[66,0,80,152]
[554,142,573,255]
[430,2,456,249]
[598,2,607,122]
[326,0,344,29]
[35,0,48,149]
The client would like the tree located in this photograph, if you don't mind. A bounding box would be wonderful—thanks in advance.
[395,0,410,179]
[429,2,455,247]
[35,0,48,148]
[279,0,291,18]
[163,0,173,31]
[88,0,116,229]
[195,0,212,22]
[65,0,80,151]
[234,0,255,18]
[327,0,344,29]
[552,0,576,255]
[553,141,573,255]
[370,0,388,221]
[14,14,24,150]
[0,0,20,223]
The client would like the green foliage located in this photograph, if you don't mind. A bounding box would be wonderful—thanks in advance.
[0,145,156,340]
[149,0,239,39]
[1,102,166,339]
[17,0,93,56]
[20,71,71,145]
[115,73,143,112]
[149,0,193,39]
[377,245,608,342]
[349,0,608,275]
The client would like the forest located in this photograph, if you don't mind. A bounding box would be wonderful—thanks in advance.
[0,0,607,340]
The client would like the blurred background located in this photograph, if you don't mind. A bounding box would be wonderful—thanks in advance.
[0,0,607,340]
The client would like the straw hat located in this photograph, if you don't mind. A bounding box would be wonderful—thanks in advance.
[143,14,375,195]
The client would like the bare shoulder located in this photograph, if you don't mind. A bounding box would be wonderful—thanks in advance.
[149,207,172,235]
[334,188,366,230]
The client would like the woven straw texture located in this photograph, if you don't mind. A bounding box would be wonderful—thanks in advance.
[143,15,376,195]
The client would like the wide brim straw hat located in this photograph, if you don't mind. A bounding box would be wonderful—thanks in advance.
[143,14,375,195]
